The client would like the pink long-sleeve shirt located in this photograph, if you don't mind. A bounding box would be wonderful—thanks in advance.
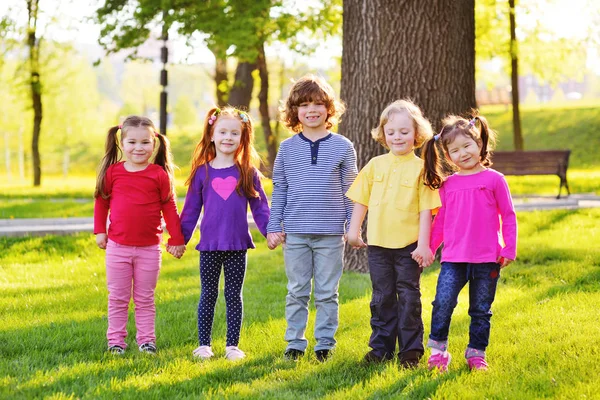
[430,169,517,263]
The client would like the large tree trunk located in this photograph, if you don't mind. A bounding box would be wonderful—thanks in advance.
[27,0,42,187]
[340,0,476,272]
[228,61,256,110]
[256,43,277,177]
[509,0,524,151]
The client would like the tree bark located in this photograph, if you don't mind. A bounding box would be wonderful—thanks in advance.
[340,0,476,272]
[256,43,277,177]
[509,0,524,151]
[228,61,256,110]
[27,0,42,187]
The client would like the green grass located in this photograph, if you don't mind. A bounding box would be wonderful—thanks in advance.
[1,209,599,398]
[483,105,600,169]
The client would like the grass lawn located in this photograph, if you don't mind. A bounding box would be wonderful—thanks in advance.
[1,208,599,399]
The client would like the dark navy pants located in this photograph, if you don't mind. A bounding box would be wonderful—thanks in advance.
[429,262,500,351]
[367,243,424,361]
[198,250,247,347]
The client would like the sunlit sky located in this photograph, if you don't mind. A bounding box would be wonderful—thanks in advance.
[0,0,597,71]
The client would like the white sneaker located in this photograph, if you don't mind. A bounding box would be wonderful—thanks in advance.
[192,345,214,360]
[225,346,246,361]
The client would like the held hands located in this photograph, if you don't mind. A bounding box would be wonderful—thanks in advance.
[166,245,186,259]
[96,233,108,250]
[267,232,286,250]
[497,256,513,268]
[346,231,367,249]
[411,244,434,268]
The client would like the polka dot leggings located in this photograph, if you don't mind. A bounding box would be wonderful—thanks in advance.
[198,250,247,347]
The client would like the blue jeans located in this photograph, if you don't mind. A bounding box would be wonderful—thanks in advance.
[429,262,500,352]
[283,234,344,352]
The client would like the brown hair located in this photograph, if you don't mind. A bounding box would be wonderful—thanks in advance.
[422,113,497,189]
[186,106,262,198]
[371,99,433,149]
[280,74,345,133]
[94,115,175,200]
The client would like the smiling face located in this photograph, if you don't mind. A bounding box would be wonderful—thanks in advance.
[122,126,155,168]
[297,101,328,132]
[211,115,242,158]
[383,111,415,156]
[446,133,484,174]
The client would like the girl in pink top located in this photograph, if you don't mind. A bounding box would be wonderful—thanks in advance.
[94,116,186,355]
[421,114,517,372]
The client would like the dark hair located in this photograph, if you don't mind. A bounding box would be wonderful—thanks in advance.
[422,113,497,189]
[280,74,345,133]
[186,106,262,198]
[94,115,175,200]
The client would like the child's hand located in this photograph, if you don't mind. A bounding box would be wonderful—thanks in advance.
[497,256,513,268]
[167,245,186,259]
[96,233,108,250]
[411,245,434,268]
[267,232,285,250]
[346,232,367,249]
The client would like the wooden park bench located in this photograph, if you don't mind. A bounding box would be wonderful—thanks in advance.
[490,150,571,199]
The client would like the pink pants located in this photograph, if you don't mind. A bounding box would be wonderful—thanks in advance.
[105,239,161,348]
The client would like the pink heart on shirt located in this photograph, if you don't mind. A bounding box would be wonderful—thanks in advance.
[211,176,237,200]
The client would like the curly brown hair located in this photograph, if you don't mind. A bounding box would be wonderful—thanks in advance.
[280,74,345,133]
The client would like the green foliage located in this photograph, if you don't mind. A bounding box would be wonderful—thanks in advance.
[1,209,599,398]
[172,95,198,128]
[476,0,590,86]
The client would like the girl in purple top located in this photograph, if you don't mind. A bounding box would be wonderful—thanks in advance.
[180,107,270,361]
[421,114,517,372]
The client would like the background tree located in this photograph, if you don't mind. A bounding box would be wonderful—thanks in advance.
[26,0,43,186]
[340,0,476,272]
[95,0,342,175]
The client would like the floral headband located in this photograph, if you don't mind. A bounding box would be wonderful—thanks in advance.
[433,118,476,141]
[207,108,249,125]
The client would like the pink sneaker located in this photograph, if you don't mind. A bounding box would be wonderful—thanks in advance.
[427,352,451,372]
[467,356,488,371]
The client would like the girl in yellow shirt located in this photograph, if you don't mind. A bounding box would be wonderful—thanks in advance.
[346,99,440,367]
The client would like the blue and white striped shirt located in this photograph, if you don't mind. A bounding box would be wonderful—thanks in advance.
[267,132,358,235]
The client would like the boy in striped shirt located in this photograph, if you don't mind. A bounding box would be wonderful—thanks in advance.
[267,75,358,362]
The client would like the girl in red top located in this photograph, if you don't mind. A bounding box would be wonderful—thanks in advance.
[94,115,186,355]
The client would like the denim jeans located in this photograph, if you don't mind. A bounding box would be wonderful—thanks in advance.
[283,234,344,352]
[367,244,424,360]
[429,262,500,352]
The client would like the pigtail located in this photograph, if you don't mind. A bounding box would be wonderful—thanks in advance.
[235,111,262,198]
[94,126,122,199]
[154,132,176,201]
[421,136,444,189]
[186,108,218,186]
[474,115,496,167]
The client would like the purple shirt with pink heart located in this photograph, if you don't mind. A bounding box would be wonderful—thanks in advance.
[180,164,270,251]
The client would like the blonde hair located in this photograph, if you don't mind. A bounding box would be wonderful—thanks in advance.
[280,74,345,133]
[371,99,433,149]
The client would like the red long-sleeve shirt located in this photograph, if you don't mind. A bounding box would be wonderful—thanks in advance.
[94,162,184,246]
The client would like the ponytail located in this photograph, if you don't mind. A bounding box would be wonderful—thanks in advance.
[473,115,496,167]
[94,126,121,199]
[421,136,444,189]
[154,132,176,201]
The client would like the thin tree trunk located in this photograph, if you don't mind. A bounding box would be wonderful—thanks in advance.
[228,61,256,110]
[27,0,42,187]
[256,43,276,177]
[509,0,524,151]
[340,0,476,272]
